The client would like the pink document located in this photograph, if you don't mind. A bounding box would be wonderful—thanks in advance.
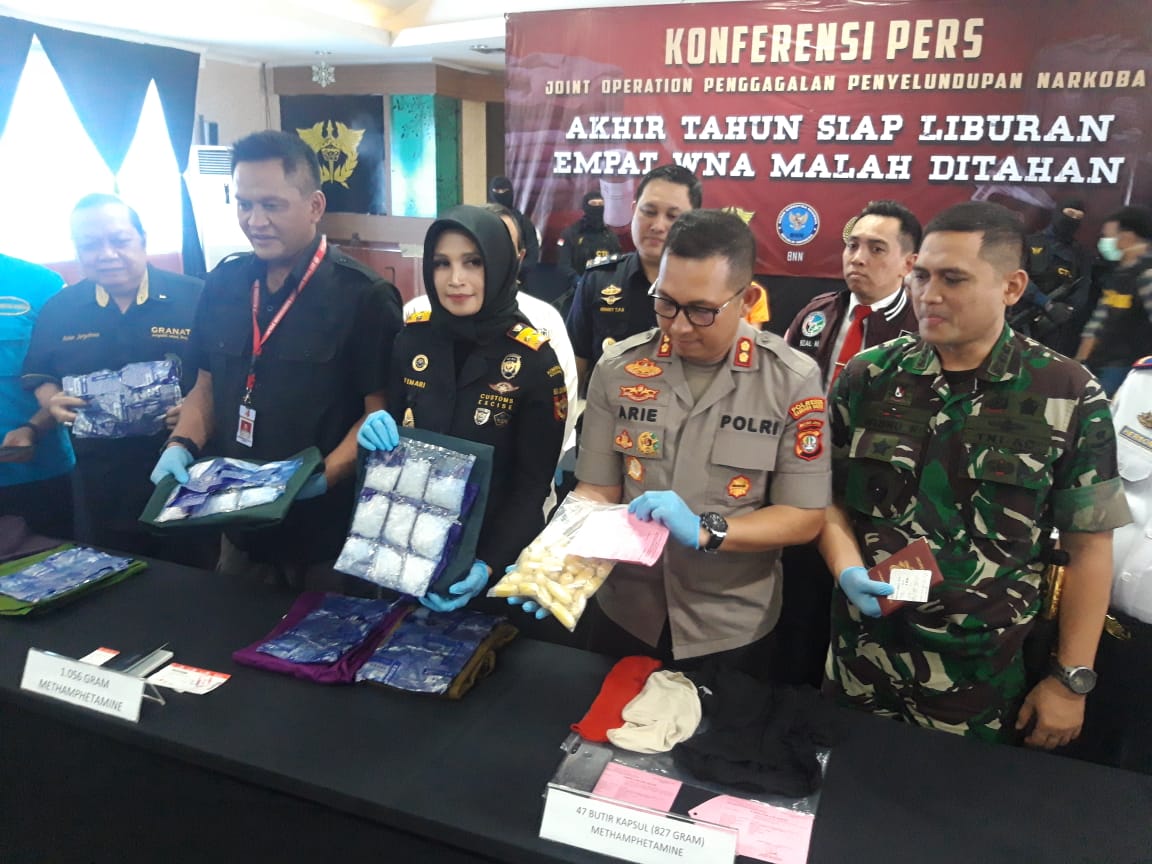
[591,762,682,812]
[689,796,815,864]
[567,509,669,566]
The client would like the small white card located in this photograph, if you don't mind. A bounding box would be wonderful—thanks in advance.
[888,568,933,603]
[78,646,120,666]
[236,404,256,447]
[148,662,230,695]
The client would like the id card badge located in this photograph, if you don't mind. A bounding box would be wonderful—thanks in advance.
[236,404,256,447]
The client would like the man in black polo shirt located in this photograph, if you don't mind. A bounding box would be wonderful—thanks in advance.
[565,164,701,392]
[154,131,403,583]
[22,194,201,555]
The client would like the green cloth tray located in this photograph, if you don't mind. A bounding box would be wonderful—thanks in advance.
[0,544,148,616]
[138,447,324,531]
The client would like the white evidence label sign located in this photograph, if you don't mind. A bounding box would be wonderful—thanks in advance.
[540,784,738,864]
[20,648,145,722]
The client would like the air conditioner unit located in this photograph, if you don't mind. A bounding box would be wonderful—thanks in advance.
[184,146,251,271]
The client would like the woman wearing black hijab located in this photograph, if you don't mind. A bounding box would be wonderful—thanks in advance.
[358,205,568,611]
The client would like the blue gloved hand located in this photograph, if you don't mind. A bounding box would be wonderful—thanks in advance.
[628,490,700,549]
[504,567,552,619]
[507,596,552,620]
[150,444,193,485]
[838,565,894,618]
[420,560,490,613]
[357,410,400,451]
[297,472,327,500]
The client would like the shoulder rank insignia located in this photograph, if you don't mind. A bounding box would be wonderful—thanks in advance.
[733,336,754,368]
[656,334,672,358]
[587,253,620,269]
[509,323,549,350]
[405,309,431,324]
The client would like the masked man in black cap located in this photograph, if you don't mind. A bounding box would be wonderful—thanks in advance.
[489,175,540,270]
[556,192,622,276]
[1016,200,1097,356]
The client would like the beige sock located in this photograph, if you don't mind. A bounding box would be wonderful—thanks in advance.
[607,670,702,753]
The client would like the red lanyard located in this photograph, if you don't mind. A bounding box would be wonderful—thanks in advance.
[244,236,327,402]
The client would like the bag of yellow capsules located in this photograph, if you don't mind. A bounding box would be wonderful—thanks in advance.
[487,493,616,631]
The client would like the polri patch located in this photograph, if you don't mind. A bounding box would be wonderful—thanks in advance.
[625,358,663,379]
[727,475,751,499]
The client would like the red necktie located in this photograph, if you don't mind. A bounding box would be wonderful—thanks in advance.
[831,304,872,385]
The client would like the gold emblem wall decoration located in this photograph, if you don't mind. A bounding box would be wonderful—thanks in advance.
[297,120,365,188]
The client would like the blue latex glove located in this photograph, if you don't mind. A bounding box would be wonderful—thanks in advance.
[297,472,327,500]
[628,490,700,549]
[504,567,552,620]
[420,560,490,613]
[150,444,193,485]
[358,410,400,451]
[838,565,894,618]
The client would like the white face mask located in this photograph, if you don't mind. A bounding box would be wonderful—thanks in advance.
[1098,236,1123,262]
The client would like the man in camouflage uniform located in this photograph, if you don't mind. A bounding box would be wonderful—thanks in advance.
[820,201,1130,746]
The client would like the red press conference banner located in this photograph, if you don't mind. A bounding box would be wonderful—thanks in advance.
[506,0,1151,278]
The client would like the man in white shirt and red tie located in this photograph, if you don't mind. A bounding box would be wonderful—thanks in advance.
[775,199,922,687]
[786,200,922,389]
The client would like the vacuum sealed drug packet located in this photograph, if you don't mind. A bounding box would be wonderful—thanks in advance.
[488,493,616,631]
[63,358,182,438]
[155,457,302,523]
[336,431,493,598]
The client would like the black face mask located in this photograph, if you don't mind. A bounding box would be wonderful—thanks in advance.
[488,177,515,209]
[582,203,605,231]
[1051,212,1082,243]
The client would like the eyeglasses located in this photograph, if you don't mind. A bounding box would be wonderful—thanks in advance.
[648,283,746,328]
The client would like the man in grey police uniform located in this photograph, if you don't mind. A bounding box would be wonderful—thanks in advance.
[569,210,830,674]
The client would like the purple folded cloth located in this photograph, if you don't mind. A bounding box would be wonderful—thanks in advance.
[232,591,412,684]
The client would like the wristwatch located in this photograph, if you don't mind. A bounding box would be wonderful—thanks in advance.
[700,512,728,553]
[1050,660,1097,695]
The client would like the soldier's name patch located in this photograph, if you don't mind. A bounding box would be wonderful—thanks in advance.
[412,354,429,372]
[1120,426,1152,452]
[403,376,427,389]
[720,415,780,435]
[624,358,663,379]
[626,456,644,482]
[619,384,659,402]
[615,429,634,450]
[727,475,751,499]
[619,406,657,422]
[788,397,826,421]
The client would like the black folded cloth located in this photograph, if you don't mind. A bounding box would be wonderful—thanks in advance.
[0,515,60,564]
[673,662,844,797]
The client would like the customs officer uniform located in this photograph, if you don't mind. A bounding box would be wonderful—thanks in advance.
[565,252,656,367]
[577,320,831,660]
[828,326,1131,741]
[188,237,402,566]
[22,265,200,554]
[390,315,567,573]
[1019,226,1096,356]
[1073,357,1152,773]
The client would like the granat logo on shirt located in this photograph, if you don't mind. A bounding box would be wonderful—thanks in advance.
[151,326,191,340]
